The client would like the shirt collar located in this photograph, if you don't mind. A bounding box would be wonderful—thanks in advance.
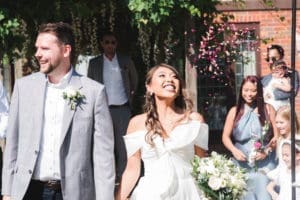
[47,67,73,89]
[103,53,117,62]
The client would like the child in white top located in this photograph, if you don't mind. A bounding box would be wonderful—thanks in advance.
[263,60,291,110]
[267,105,300,179]
[266,140,300,200]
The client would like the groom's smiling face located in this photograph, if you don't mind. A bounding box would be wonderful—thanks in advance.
[35,32,66,75]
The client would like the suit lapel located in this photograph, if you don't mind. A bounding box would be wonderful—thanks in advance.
[60,72,82,146]
[99,56,104,83]
[117,54,127,81]
[33,73,47,147]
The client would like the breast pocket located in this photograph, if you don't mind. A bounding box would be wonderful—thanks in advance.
[72,115,93,133]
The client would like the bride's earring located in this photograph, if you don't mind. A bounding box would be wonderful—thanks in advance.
[147,91,154,96]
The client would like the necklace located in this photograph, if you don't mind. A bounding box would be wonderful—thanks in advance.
[160,113,187,135]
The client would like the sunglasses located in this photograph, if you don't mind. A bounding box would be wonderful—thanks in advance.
[271,66,283,70]
[103,40,116,45]
[271,64,287,71]
[269,57,278,63]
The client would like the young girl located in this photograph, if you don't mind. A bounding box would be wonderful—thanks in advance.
[266,140,300,200]
[263,60,291,111]
[267,105,300,179]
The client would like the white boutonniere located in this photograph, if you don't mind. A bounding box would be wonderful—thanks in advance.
[62,86,86,110]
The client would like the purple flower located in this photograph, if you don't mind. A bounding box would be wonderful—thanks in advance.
[254,141,262,150]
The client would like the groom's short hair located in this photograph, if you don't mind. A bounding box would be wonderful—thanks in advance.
[38,22,76,65]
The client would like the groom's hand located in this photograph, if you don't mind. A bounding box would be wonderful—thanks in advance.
[3,195,11,200]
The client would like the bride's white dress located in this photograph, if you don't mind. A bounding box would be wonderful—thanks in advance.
[124,120,208,200]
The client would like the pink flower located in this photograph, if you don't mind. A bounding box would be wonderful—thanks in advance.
[254,141,262,150]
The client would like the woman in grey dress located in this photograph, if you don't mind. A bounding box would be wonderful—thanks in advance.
[222,75,278,200]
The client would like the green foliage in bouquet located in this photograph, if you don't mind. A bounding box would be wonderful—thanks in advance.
[191,152,247,200]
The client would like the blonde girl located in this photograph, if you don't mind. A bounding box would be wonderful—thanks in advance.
[267,105,300,180]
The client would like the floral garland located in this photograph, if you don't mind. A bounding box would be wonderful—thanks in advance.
[109,0,116,32]
[164,27,174,63]
[153,33,160,65]
[100,3,106,28]
[138,27,152,68]
[187,22,258,76]
[71,12,82,57]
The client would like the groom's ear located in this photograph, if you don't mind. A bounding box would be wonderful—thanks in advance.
[63,44,72,58]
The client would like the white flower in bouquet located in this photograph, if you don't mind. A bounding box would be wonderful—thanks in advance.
[248,121,270,168]
[191,151,247,200]
[208,176,223,190]
[248,150,256,167]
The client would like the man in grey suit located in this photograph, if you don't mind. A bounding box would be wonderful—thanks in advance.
[2,22,115,200]
[88,31,138,184]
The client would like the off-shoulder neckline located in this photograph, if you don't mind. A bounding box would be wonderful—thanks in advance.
[126,120,203,138]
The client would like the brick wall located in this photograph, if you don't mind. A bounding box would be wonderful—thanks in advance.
[224,10,300,116]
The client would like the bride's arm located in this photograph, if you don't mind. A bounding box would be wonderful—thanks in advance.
[195,146,208,157]
[190,112,208,157]
[222,107,247,161]
[116,115,144,200]
[115,150,141,200]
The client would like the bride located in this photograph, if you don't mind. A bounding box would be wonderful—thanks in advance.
[115,63,208,200]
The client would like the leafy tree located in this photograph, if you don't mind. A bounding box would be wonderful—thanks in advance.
[0,8,22,66]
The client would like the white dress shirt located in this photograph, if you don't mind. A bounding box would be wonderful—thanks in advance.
[33,68,73,181]
[103,54,128,105]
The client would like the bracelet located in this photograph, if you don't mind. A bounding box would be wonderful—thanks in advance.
[264,148,272,156]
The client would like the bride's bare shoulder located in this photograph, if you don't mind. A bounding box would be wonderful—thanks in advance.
[188,111,205,122]
[127,113,147,134]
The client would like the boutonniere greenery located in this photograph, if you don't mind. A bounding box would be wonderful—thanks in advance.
[62,86,86,110]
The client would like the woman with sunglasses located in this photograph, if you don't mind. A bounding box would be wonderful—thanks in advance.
[261,44,299,110]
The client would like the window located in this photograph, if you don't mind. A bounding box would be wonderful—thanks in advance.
[197,23,259,130]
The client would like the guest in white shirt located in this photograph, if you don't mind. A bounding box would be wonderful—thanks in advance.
[88,31,138,184]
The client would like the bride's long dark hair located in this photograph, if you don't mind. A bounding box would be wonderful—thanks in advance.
[144,63,193,145]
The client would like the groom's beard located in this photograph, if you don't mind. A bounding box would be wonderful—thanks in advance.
[39,62,57,75]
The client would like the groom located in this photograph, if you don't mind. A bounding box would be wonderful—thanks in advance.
[1,22,115,200]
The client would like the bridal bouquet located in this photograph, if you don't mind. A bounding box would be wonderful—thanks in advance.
[248,121,270,168]
[191,152,247,200]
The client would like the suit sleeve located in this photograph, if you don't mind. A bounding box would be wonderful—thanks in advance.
[2,81,19,195]
[93,86,115,200]
[87,59,95,80]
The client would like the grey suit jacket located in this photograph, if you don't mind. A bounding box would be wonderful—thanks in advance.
[1,70,115,200]
[87,53,138,107]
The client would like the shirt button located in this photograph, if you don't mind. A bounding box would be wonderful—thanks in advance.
[28,170,32,174]
[34,150,39,155]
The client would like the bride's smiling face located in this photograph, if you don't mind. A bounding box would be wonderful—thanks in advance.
[147,67,180,100]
